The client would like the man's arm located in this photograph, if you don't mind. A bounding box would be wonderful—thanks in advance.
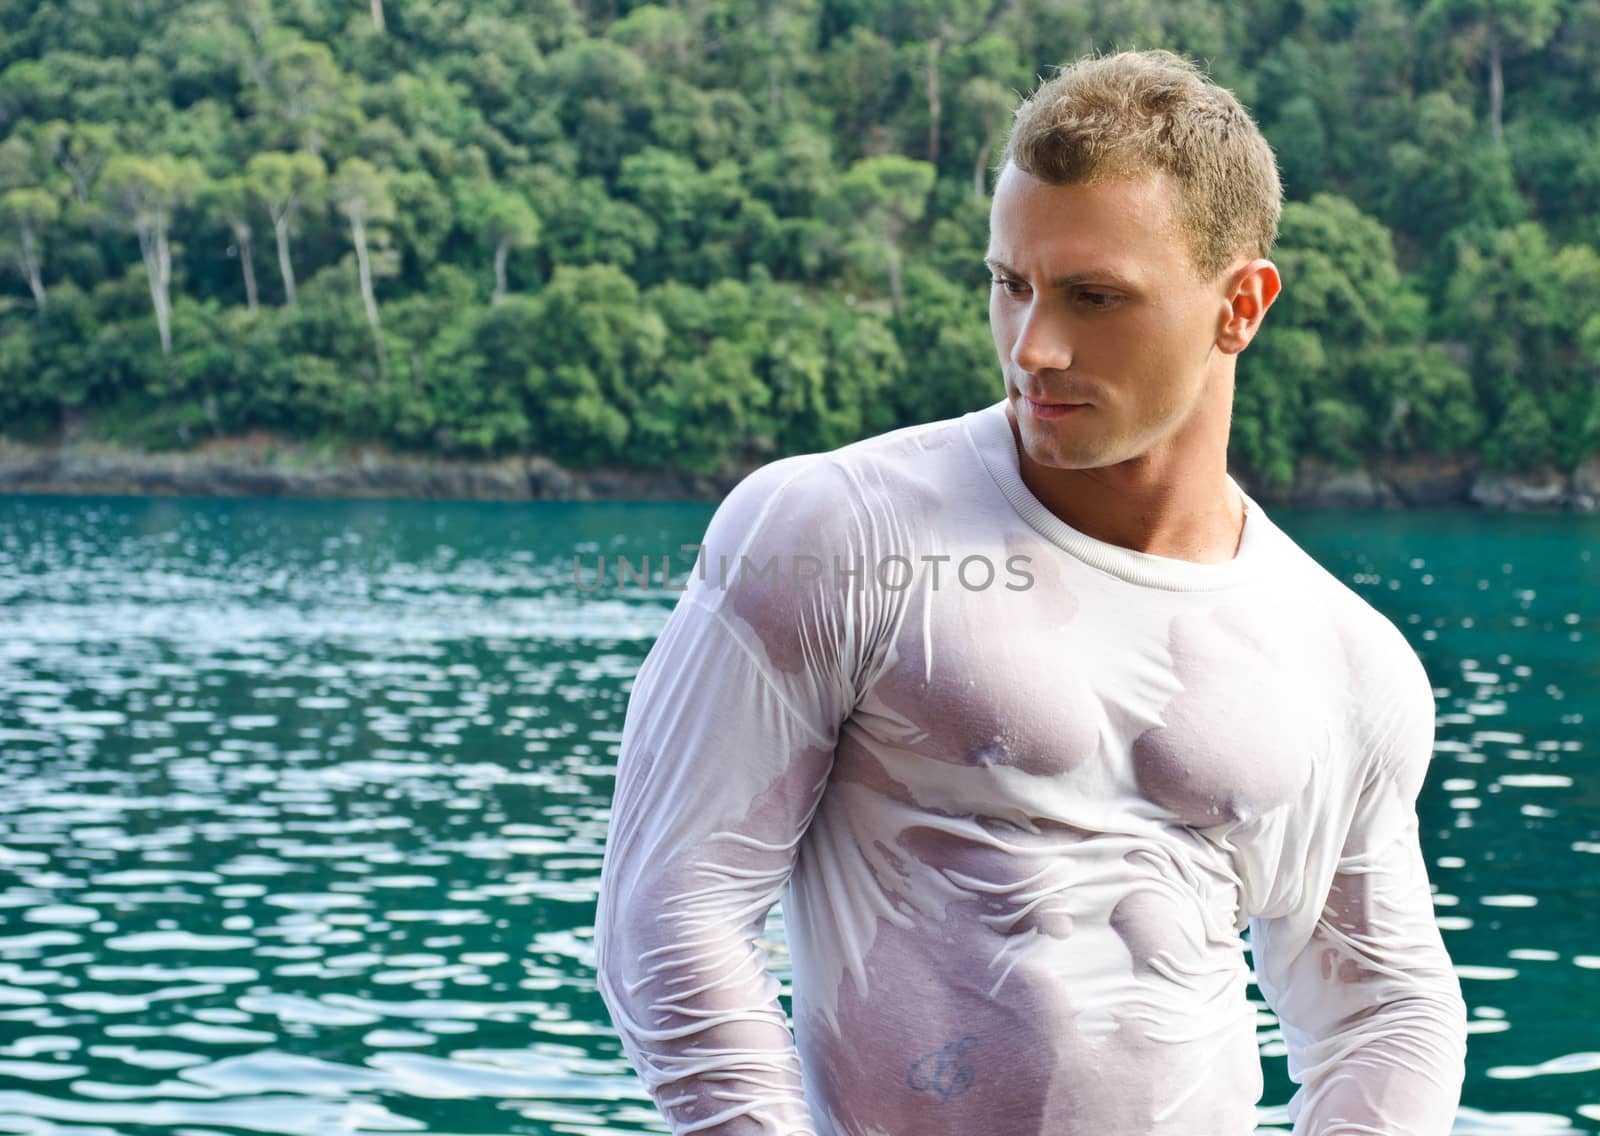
[1248,647,1468,1135]
[594,458,891,1134]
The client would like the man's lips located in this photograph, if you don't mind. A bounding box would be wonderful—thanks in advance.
[1023,394,1090,417]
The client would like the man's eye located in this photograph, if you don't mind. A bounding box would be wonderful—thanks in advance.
[1077,291,1118,309]
[990,277,1029,295]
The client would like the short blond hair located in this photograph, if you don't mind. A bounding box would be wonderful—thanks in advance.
[999,49,1282,282]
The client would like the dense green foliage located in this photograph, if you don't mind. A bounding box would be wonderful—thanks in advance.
[2,0,1599,481]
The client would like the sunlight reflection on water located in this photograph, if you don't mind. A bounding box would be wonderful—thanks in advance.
[0,496,1596,1134]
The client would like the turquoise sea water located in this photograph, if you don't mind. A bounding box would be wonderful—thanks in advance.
[0,494,1596,1134]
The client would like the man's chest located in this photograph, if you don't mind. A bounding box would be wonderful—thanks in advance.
[842,562,1347,832]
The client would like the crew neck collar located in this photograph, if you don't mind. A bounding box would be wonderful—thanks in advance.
[964,399,1276,592]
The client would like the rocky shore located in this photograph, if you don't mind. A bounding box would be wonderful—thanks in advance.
[0,433,746,503]
[2,433,1597,512]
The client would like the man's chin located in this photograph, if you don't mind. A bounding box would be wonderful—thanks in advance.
[1019,440,1116,472]
[1015,424,1111,470]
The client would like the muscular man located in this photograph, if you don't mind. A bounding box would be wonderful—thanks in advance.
[595,48,1468,1134]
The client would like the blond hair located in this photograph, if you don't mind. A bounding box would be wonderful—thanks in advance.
[999,49,1282,282]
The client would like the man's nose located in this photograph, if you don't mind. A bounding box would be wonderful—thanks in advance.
[1010,303,1072,375]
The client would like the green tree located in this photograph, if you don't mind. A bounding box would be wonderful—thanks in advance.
[529,171,658,272]
[453,179,540,304]
[1267,193,1452,463]
[1360,343,1483,456]
[411,293,538,454]
[245,149,324,305]
[958,76,1015,198]
[203,175,260,310]
[1443,221,1597,467]
[1483,387,1556,468]
[1418,0,1565,145]
[3,0,1594,479]
[1444,222,1566,397]
[35,119,115,205]
[607,5,694,74]
[892,260,999,424]
[1384,91,1525,257]
[642,277,773,471]
[818,26,897,159]
[527,263,666,464]
[824,155,936,316]
[252,34,358,158]
[0,186,59,315]
[97,154,206,356]
[1233,328,1326,486]
[330,157,397,377]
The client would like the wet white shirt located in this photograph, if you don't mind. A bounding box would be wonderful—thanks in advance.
[595,400,1467,1135]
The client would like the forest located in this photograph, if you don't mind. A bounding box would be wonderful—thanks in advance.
[1,0,1598,487]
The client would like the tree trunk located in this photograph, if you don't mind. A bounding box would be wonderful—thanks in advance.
[886,242,903,318]
[59,398,82,443]
[1487,19,1504,147]
[766,0,782,119]
[349,212,386,378]
[240,3,271,94]
[981,0,1014,35]
[926,36,943,166]
[493,236,509,305]
[974,122,995,199]
[233,221,259,311]
[370,0,385,33]
[17,220,46,316]
[63,161,97,205]
[136,221,173,356]
[273,211,297,304]
[158,225,172,354]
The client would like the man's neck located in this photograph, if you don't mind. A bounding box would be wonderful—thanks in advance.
[1005,406,1245,565]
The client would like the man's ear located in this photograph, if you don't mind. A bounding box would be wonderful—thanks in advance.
[1215,259,1282,356]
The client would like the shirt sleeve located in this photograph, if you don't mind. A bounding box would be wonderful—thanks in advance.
[594,457,903,1135]
[1248,644,1468,1135]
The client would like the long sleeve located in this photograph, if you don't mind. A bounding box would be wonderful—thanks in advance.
[594,456,902,1134]
[1248,645,1468,1135]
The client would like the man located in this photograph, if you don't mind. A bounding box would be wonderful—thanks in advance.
[595,48,1467,1134]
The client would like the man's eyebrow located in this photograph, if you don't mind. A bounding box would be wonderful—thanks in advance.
[983,257,1143,293]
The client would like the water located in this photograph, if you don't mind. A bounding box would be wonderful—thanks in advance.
[0,495,1595,1134]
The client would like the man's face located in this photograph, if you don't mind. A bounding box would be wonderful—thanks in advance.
[986,162,1234,472]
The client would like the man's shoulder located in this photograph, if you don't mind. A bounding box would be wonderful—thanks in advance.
[1263,523,1401,633]
[1260,524,1435,767]
[722,409,981,518]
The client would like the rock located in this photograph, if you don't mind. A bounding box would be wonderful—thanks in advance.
[586,467,693,500]
[1572,455,1600,512]
[213,468,294,496]
[527,455,585,500]
[468,458,532,499]
[6,428,1580,512]
[1372,453,1477,507]
[0,440,63,489]
[1468,467,1570,510]
[1291,459,1402,508]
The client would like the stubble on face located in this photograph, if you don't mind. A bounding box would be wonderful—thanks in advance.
[986,164,1230,484]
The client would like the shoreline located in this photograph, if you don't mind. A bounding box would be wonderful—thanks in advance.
[1,434,1596,512]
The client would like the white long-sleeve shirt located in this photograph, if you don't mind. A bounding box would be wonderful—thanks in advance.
[594,399,1468,1135]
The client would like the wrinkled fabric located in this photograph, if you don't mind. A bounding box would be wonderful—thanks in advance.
[594,400,1467,1135]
